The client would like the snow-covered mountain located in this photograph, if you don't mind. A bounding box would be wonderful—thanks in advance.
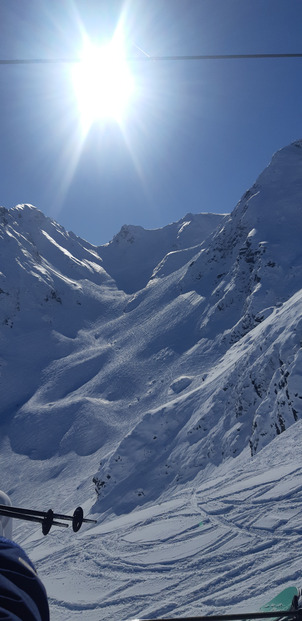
[1,141,302,620]
[97,212,225,293]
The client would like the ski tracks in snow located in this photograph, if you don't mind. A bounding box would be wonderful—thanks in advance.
[29,424,302,621]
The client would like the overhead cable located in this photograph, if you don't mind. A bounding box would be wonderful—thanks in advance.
[0,52,302,65]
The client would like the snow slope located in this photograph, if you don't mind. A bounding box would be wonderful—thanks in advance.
[12,421,302,621]
[1,141,302,619]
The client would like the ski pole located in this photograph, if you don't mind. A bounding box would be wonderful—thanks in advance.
[0,504,97,535]
[0,506,68,535]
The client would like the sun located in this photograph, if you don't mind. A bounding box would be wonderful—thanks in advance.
[72,39,135,132]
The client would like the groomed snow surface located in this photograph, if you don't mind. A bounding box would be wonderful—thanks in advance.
[1,141,302,619]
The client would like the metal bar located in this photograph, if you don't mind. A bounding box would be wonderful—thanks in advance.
[137,614,300,621]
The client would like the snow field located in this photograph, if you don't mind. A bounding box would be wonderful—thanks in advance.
[16,421,302,621]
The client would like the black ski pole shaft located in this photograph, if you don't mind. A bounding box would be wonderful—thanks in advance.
[0,503,96,524]
[137,613,301,621]
[54,512,97,524]
[0,507,68,529]
[0,504,50,519]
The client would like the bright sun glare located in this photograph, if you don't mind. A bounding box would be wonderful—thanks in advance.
[72,39,135,132]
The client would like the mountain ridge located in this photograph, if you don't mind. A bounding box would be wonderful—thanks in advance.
[1,142,302,496]
[97,212,226,293]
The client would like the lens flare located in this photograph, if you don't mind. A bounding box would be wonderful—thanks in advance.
[72,39,135,133]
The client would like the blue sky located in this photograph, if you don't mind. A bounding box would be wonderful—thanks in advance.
[0,0,301,245]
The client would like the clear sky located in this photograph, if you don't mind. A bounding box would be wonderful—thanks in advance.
[0,0,301,245]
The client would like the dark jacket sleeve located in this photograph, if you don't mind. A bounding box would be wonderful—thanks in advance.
[0,537,49,620]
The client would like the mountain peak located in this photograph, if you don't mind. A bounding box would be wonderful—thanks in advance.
[233,140,302,250]
[255,139,302,189]
[11,202,47,223]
